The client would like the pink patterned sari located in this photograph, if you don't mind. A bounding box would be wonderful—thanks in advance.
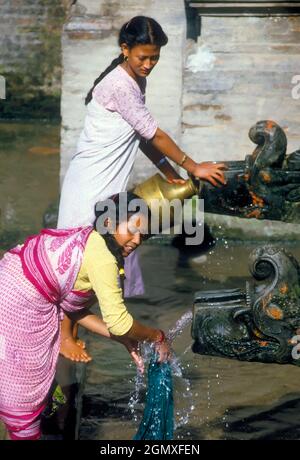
[0,226,94,439]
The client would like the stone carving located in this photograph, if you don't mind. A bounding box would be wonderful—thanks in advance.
[201,120,300,222]
[191,246,300,365]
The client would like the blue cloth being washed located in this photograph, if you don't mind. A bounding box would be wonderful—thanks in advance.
[134,355,174,440]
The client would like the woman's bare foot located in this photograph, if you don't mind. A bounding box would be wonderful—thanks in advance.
[60,336,92,363]
[76,339,86,349]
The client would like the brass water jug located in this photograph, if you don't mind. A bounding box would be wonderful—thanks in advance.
[132,173,200,231]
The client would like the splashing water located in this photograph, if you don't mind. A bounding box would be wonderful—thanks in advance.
[128,309,195,438]
[128,368,145,424]
[166,309,193,343]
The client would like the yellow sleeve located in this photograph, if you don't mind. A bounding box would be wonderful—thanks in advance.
[80,231,133,336]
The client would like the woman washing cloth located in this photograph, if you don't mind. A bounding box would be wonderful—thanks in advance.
[57,16,226,362]
[0,193,171,440]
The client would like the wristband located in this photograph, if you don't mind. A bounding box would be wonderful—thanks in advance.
[156,329,166,343]
[156,157,167,167]
[179,153,188,167]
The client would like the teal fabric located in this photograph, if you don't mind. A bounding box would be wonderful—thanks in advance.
[134,355,174,440]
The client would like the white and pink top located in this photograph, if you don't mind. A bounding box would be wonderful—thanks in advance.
[58,65,158,297]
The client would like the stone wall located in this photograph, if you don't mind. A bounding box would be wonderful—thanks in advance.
[0,0,72,119]
[182,15,300,162]
[60,0,186,186]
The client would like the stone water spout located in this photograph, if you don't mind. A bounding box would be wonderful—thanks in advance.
[201,120,300,223]
[191,246,300,365]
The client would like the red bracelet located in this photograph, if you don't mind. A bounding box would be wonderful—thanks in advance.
[156,329,166,343]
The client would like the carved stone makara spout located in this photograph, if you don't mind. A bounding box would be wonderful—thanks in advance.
[192,247,300,365]
[201,120,300,222]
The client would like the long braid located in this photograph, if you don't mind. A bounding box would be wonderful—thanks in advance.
[85,53,124,105]
[101,233,125,295]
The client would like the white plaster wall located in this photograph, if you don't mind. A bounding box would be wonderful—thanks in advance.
[60,33,119,184]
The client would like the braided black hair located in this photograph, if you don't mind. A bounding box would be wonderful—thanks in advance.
[85,16,168,105]
[101,232,126,293]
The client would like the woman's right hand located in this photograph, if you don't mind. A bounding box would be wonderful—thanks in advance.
[192,161,227,187]
[123,321,172,363]
[155,339,171,363]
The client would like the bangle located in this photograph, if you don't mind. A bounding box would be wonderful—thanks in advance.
[179,153,188,167]
[156,329,166,343]
[156,157,167,167]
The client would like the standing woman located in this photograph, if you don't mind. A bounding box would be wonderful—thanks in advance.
[57,16,226,361]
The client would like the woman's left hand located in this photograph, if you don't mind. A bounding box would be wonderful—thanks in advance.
[117,336,144,373]
[127,340,145,373]
[166,178,187,185]
[192,161,227,187]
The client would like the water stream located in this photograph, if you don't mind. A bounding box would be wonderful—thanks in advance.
[127,309,195,438]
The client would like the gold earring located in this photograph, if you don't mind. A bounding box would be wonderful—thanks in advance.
[124,56,128,62]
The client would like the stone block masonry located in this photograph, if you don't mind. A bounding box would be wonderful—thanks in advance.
[182,16,300,162]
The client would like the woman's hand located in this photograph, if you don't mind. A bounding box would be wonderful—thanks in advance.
[121,321,172,365]
[192,162,227,187]
[126,339,144,373]
[116,336,145,373]
[166,178,187,185]
[155,340,171,363]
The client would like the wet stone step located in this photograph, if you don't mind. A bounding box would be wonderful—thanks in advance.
[41,357,87,440]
